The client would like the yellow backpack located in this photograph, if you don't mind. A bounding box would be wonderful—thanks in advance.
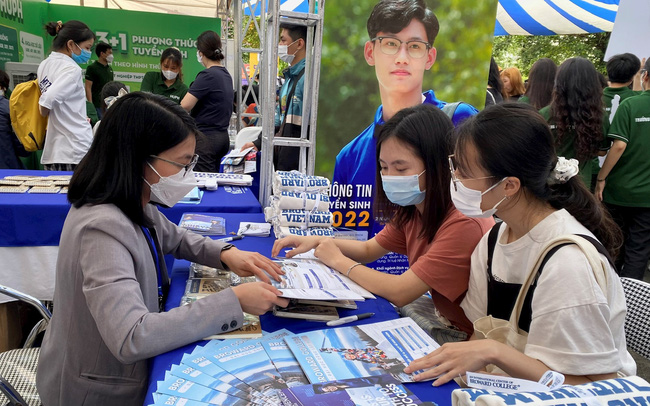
[9,79,48,152]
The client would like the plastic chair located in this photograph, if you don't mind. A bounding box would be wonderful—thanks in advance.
[234,126,262,151]
[0,285,51,406]
[621,277,650,360]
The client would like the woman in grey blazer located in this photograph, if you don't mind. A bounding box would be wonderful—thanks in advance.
[36,92,289,406]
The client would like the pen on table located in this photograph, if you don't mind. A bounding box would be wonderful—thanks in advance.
[326,312,374,327]
[217,235,244,243]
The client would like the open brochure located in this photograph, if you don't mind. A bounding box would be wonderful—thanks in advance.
[278,374,433,406]
[284,318,439,383]
[266,259,375,301]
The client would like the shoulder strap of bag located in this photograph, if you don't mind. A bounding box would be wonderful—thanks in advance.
[509,234,610,330]
[441,101,461,119]
[486,222,503,280]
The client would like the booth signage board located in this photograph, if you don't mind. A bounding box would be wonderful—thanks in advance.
[0,0,46,69]
[45,4,220,91]
[0,0,219,90]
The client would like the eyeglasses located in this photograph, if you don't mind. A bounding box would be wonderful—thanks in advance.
[150,154,199,177]
[448,154,495,191]
[371,36,431,59]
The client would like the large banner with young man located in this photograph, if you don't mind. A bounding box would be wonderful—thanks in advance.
[318,0,499,274]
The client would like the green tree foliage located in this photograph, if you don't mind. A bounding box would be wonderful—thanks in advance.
[314,0,498,177]
[492,32,610,78]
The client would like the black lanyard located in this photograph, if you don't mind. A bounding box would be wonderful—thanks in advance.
[140,226,169,312]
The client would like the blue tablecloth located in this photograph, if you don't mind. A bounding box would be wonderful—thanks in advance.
[0,169,262,247]
[145,212,457,406]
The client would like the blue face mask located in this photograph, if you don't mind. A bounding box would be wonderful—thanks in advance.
[381,170,426,206]
[71,43,91,65]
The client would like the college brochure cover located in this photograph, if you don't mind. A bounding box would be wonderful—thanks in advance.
[285,318,439,383]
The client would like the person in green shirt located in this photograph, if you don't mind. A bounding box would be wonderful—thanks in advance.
[518,58,556,110]
[595,57,650,280]
[140,47,188,104]
[84,42,114,119]
[603,53,642,136]
[539,57,604,189]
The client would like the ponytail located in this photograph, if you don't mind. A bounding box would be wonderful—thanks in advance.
[44,20,94,51]
[547,173,622,259]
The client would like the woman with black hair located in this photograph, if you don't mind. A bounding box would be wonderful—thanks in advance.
[404,103,634,386]
[140,47,188,104]
[37,20,95,171]
[36,92,288,406]
[181,30,234,172]
[539,57,604,189]
[485,57,503,106]
[519,57,557,110]
[272,104,494,342]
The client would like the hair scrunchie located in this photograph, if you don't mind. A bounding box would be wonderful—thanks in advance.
[548,157,580,185]
[56,21,63,34]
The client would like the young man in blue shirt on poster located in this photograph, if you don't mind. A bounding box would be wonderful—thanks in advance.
[331,0,478,274]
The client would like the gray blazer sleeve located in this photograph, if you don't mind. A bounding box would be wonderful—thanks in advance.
[79,206,243,364]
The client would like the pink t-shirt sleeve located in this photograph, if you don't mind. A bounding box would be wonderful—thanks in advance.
[374,221,407,256]
[410,215,491,303]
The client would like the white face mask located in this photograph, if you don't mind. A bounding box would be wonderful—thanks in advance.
[381,171,426,206]
[145,162,197,208]
[106,54,114,64]
[278,39,299,64]
[450,177,507,218]
[162,70,178,80]
[196,51,203,65]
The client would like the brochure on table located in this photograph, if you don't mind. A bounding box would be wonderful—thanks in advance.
[279,374,432,406]
[268,259,375,301]
[285,318,438,383]
[260,329,310,387]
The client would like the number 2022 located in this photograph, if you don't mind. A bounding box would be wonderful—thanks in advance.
[332,211,370,227]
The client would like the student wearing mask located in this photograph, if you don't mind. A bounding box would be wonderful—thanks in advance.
[84,41,114,118]
[38,20,95,171]
[405,103,634,386]
[181,30,234,173]
[273,104,493,343]
[140,47,188,104]
[36,92,288,406]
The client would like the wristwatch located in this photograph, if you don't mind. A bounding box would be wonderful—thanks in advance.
[221,243,235,252]
[220,243,235,270]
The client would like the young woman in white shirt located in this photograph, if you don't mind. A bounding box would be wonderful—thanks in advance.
[405,103,635,385]
[38,20,95,171]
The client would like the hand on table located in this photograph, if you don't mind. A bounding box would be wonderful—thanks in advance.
[314,238,345,270]
[232,282,289,315]
[220,247,284,283]
[404,340,498,386]
[271,235,324,258]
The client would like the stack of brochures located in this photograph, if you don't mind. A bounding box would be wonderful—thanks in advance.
[194,171,254,187]
[151,318,439,406]
[179,213,226,235]
[180,263,261,339]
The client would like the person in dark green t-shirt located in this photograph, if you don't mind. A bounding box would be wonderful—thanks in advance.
[602,53,642,135]
[518,58,556,110]
[539,58,604,189]
[595,58,650,280]
[84,42,114,119]
[140,47,188,104]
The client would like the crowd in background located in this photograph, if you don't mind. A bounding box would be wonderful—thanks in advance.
[487,53,650,282]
